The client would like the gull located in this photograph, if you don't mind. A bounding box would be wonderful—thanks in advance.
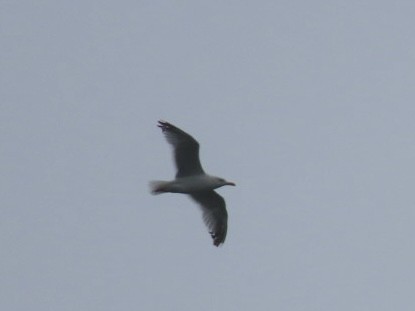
[150,120,235,246]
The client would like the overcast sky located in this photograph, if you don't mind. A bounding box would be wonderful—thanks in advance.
[2,1,415,310]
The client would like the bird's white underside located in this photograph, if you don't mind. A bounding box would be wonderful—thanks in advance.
[152,174,227,194]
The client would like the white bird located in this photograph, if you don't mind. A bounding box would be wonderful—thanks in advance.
[150,120,235,246]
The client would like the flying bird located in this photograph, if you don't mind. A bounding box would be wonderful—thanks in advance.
[150,120,235,246]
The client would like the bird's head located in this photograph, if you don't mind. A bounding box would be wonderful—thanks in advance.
[214,177,236,188]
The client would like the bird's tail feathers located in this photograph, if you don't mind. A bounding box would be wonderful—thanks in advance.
[149,180,170,195]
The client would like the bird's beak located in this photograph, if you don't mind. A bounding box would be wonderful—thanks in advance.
[226,181,236,186]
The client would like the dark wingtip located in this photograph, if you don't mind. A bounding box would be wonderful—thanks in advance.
[157,120,170,131]
[211,232,225,247]
[213,240,224,247]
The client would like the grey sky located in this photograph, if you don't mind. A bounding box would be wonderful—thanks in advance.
[2,1,415,310]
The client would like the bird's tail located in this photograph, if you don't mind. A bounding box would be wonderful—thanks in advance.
[149,180,170,195]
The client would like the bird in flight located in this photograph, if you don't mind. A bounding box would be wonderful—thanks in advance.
[150,120,235,246]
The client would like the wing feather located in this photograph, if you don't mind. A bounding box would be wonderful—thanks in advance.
[190,191,228,246]
[158,121,204,177]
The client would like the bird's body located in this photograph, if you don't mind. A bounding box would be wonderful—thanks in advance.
[151,174,232,194]
[150,121,235,246]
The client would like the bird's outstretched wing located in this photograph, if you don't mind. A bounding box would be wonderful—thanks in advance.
[190,191,228,246]
[158,121,204,177]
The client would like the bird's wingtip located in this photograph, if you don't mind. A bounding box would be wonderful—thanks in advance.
[157,120,171,131]
[210,231,226,247]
